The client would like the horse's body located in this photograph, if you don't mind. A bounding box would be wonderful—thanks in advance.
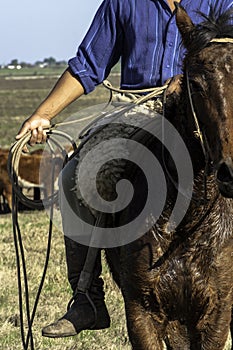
[105,6,233,350]
[73,5,233,349]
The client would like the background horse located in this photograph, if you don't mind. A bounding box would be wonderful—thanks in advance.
[103,5,233,350]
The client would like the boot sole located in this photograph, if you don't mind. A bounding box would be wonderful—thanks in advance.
[42,324,110,338]
[42,330,78,338]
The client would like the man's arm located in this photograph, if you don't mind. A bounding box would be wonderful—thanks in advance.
[16,68,84,145]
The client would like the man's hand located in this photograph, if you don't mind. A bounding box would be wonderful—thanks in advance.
[15,68,84,147]
[16,115,51,146]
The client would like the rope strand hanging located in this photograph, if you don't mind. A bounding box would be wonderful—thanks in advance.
[8,127,77,350]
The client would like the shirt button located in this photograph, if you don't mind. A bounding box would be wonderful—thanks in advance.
[166,64,170,68]
[168,42,173,47]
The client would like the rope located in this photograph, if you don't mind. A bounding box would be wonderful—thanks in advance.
[10,159,55,350]
[102,79,168,106]
[52,80,168,131]
[102,79,168,94]
[8,127,78,209]
[8,127,77,350]
[210,37,233,43]
[186,69,211,199]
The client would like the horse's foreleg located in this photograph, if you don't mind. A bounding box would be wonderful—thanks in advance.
[230,306,233,349]
[192,305,232,350]
[125,299,166,350]
[223,330,232,350]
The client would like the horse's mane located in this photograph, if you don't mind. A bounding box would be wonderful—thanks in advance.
[186,7,233,54]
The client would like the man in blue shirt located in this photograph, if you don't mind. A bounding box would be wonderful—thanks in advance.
[16,0,233,338]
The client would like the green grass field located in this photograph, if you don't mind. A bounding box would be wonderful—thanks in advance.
[0,70,130,350]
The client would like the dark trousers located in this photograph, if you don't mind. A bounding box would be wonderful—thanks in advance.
[59,155,104,301]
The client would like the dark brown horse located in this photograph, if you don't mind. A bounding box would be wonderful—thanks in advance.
[104,5,233,350]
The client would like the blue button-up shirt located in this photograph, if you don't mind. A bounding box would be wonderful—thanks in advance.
[68,0,233,94]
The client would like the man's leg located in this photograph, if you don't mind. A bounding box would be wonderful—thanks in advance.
[42,156,110,338]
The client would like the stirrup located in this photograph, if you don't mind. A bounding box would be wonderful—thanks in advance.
[66,246,100,328]
[66,290,98,329]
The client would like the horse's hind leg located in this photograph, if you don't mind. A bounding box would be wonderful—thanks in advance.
[125,299,166,350]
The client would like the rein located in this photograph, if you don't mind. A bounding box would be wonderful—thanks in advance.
[185,69,210,199]
[185,37,233,200]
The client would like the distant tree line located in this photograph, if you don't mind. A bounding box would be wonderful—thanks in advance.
[2,57,67,69]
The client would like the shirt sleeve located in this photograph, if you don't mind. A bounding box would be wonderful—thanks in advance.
[221,0,233,12]
[68,0,123,94]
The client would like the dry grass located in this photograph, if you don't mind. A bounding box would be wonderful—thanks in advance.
[0,211,130,350]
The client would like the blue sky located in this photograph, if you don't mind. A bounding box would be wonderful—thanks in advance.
[1,0,102,65]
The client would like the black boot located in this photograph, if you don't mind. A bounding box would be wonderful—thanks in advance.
[42,157,110,338]
[42,238,110,338]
